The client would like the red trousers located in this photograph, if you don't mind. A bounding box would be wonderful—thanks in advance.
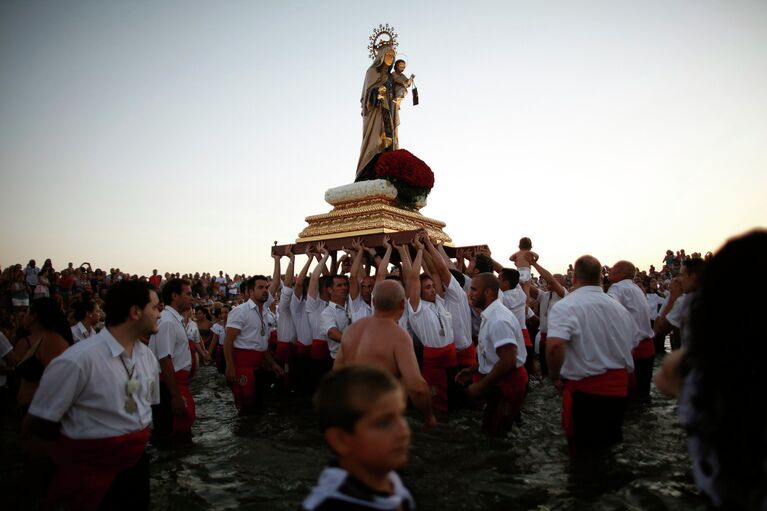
[47,428,149,510]
[233,348,266,412]
[482,366,529,436]
[562,369,628,439]
[422,344,458,413]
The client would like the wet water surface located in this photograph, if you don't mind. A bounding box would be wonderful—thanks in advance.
[144,363,705,510]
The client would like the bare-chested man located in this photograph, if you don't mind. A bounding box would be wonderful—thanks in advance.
[335,280,437,430]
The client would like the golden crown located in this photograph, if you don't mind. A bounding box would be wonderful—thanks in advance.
[367,23,399,60]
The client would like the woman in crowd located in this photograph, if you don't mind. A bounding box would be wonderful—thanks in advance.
[656,230,767,509]
[15,297,73,409]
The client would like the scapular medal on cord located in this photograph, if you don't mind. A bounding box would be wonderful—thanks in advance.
[412,80,419,106]
[120,356,140,414]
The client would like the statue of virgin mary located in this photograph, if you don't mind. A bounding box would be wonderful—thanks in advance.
[355,43,399,182]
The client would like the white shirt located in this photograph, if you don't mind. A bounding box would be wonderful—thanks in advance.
[149,306,192,372]
[478,297,527,374]
[646,293,664,321]
[501,286,527,332]
[306,295,329,341]
[350,295,373,323]
[211,322,226,346]
[321,301,351,359]
[71,321,96,343]
[537,288,567,333]
[607,279,654,342]
[277,286,296,342]
[184,319,201,344]
[29,329,160,439]
[548,286,638,380]
[290,294,313,346]
[226,299,271,351]
[407,296,454,349]
[443,275,472,351]
[666,293,691,347]
[0,332,12,387]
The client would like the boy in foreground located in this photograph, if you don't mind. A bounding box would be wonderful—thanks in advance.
[301,365,415,511]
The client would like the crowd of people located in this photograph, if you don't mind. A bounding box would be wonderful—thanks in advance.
[0,231,764,510]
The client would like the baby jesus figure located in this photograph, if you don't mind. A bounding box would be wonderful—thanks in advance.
[392,59,415,106]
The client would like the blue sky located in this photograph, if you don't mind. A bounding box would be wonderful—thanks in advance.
[1,0,765,276]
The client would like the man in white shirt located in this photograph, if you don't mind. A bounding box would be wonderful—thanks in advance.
[456,273,528,436]
[527,257,567,376]
[148,277,195,448]
[307,246,333,388]
[499,268,536,374]
[546,255,639,453]
[291,250,316,394]
[223,275,284,413]
[24,280,161,509]
[398,237,457,413]
[70,298,100,342]
[273,249,297,386]
[321,275,351,360]
[607,260,655,398]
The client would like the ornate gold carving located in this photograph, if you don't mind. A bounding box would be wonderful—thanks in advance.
[297,197,452,245]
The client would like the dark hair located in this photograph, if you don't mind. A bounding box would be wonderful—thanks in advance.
[162,278,188,306]
[195,306,212,322]
[473,272,500,297]
[682,230,767,508]
[474,254,493,273]
[519,237,532,250]
[394,59,406,67]
[500,268,520,289]
[314,365,401,432]
[320,275,335,292]
[683,257,705,277]
[574,255,602,286]
[72,298,97,322]
[448,268,465,288]
[29,297,73,345]
[104,280,156,327]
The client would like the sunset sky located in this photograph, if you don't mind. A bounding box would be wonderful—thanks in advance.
[1,0,765,276]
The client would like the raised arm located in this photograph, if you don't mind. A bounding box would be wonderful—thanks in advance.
[283,245,295,288]
[421,243,443,297]
[348,240,365,301]
[375,235,393,282]
[528,255,566,298]
[426,237,452,286]
[293,246,314,299]
[308,243,331,300]
[408,242,424,311]
[269,253,281,296]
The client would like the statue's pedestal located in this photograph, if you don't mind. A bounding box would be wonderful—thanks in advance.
[272,180,453,254]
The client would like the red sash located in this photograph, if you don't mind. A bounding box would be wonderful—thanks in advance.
[522,328,533,348]
[233,348,266,412]
[483,365,529,434]
[562,369,628,439]
[295,343,311,356]
[173,369,196,433]
[422,344,458,412]
[274,340,292,364]
[631,337,655,359]
[310,339,330,361]
[46,428,149,510]
[456,343,477,367]
[268,330,278,351]
[188,340,198,378]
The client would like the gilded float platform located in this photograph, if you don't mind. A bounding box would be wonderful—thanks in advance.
[296,195,452,245]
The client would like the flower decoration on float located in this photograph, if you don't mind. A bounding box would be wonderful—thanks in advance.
[374,149,434,210]
[368,23,398,59]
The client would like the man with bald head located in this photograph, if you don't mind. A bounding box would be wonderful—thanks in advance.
[546,256,640,453]
[607,260,655,399]
[456,273,528,437]
[335,280,436,430]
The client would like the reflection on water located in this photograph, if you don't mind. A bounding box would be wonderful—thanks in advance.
[147,364,705,510]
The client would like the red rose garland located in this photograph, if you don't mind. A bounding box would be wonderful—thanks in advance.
[375,149,435,190]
